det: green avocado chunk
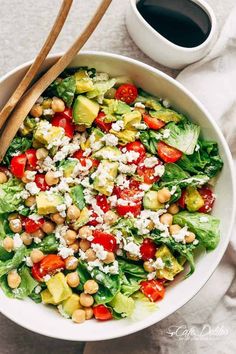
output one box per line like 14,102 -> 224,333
93,160 -> 119,196
72,95 -> 99,127
46,272 -> 72,304
36,192 -> 63,215
155,245 -> 183,281
143,190 -> 164,211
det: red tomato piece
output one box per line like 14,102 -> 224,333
24,218 -> 44,233
25,149 -> 38,169
92,230 -> 117,252
73,149 -> 85,159
10,153 -> 27,178
140,279 -> 165,302
115,84 -> 138,105
93,305 -> 113,321
157,141 -> 182,163
140,238 -> 157,261
35,174 -> 49,191
116,202 -> 142,217
124,141 -> 146,164
31,263 -> 46,282
88,209 -> 99,227
198,186 -> 215,213
58,108 -> 73,120
51,114 -> 75,138
137,165 -> 160,184
178,190 -> 187,209
40,254 -> 65,275
94,112 -> 112,132
96,195 -> 110,213
73,150 -> 99,170
143,113 -> 166,130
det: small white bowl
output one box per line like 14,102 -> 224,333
0,52 -> 235,341
126,0 -> 218,69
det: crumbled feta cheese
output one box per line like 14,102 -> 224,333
118,163 -> 137,174
34,285 -> 42,294
24,170 -> 37,181
34,237 -> 42,244
124,150 -> 140,163
111,120 -> 124,132
28,213 -> 42,221
58,246 -> 74,259
43,274 -> 51,282
25,182 -> 40,195
154,164 -> 165,177
147,272 -> 156,280
162,99 -> 170,108
124,242 -> 141,257
162,129 -> 170,139
102,133 -> 119,146
25,256 -> 33,267
134,102 -> 145,109
13,233 -> 23,250
91,243 -> 108,261
172,226 -> 188,243
143,156 -> 159,168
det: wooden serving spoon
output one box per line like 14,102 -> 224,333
0,0 -> 73,130
0,0 -> 112,162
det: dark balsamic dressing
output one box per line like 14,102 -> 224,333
137,0 -> 212,48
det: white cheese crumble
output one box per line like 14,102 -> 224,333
124,242 -> 141,257
143,156 -> 159,168
13,233 -> 23,249
102,133 -> 119,146
91,243 -> 108,261
111,120 -> 124,132
25,182 -> 40,195
58,246 -> 74,259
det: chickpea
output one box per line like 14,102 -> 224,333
41,221 -> 55,234
65,256 -> 78,270
9,218 -> 22,233
78,226 -> 92,240
66,271 -> 80,287
127,252 -> 139,261
31,229 -> 45,239
42,98 -> 52,109
65,230 -> 77,245
51,213 -> 65,225
84,307 -> 94,320
69,241 -> 80,253
143,261 -> 155,273
7,270 -> 21,289
30,104 -> 43,118
30,249 -> 44,263
51,97 -> 65,113
159,213 -> 173,226
25,196 -> 36,207
2,236 -> 14,252
84,280 -> 99,295
72,309 -> 86,324
79,292 -> 94,307
21,171 -> 33,184
0,172 -> 7,184
21,232 -> 33,246
85,248 -> 97,262
8,213 -> 19,221
157,188 -> 172,204
36,148 -> 48,160
147,220 -> 155,231
79,239 -> 90,252
45,171 -> 59,186
103,252 -> 115,264
185,232 -> 196,244
169,224 -> 182,236
75,124 -> 87,133
168,203 -> 180,215
67,205 -> 80,221
103,211 -> 118,225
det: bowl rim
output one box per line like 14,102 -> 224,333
0,50 -> 235,341
128,0 -> 218,53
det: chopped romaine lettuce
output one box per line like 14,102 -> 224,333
47,76 -> 76,107
0,178 -> 24,214
3,137 -> 32,165
70,185 -> 85,210
0,246 -> 27,277
109,292 -> 135,317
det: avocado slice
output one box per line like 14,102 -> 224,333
143,190 -> 164,211
62,293 -> 81,317
36,192 -> 63,215
41,289 -> 59,305
34,120 -> 64,146
93,146 -> 121,161
155,245 -> 183,281
110,129 -> 137,145
46,272 -> 72,304
80,128 -> 104,151
72,95 -> 99,127
185,186 -> 204,212
75,70 -> 94,94
60,159 -> 77,178
72,207 -> 90,230
123,111 -> 142,130
93,160 -> 119,196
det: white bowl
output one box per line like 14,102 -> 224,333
126,0 -> 218,69
0,52 -> 235,341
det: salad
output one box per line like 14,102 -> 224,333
0,67 -> 223,324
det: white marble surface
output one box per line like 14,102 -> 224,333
0,0 -> 235,353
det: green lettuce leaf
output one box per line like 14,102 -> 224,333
70,185 -> 85,210
32,234 -> 59,253
47,76 -> 76,107
163,121 -> 200,155
3,137 -> 32,165
0,178 -> 24,214
11,266 -> 38,299
0,246 -> 27,277
173,211 -> 220,250
87,79 -> 116,101
109,292 -> 135,317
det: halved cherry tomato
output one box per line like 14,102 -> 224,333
25,149 -> 37,169
140,279 -> 165,302
94,112 -> 112,132
116,202 -> 142,217
157,141 -> 182,163
143,113 -> 165,130
35,174 -> 49,191
88,208 -> 99,226
24,218 -> 44,233
40,254 -> 65,274
198,186 -> 215,213
58,108 -> 73,120
96,195 -> 110,213
178,190 -> 187,209
92,230 -> 117,252
115,84 -> 138,104
51,114 -> 75,138
137,165 -> 160,184
31,263 -> 45,282
73,150 -> 99,170
93,305 -> 113,321
124,141 -> 146,164
140,238 -> 157,261
10,154 -> 27,178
